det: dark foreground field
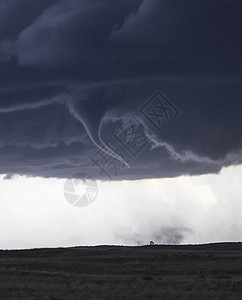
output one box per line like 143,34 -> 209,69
1,243 -> 242,300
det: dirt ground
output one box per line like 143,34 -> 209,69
0,243 -> 242,299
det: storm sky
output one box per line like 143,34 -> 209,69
0,0 -> 241,180
0,0 -> 242,248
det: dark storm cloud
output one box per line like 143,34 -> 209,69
0,0 -> 59,39
0,0 -> 241,179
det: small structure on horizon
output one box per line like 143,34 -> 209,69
150,241 -> 155,245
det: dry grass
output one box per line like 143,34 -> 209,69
0,243 -> 242,299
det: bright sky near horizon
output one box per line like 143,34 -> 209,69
1,164 -> 241,250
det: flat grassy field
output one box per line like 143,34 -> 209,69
0,243 -> 242,299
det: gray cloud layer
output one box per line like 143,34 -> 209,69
0,0 -> 241,179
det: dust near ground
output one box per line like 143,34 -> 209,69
1,243 -> 242,299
